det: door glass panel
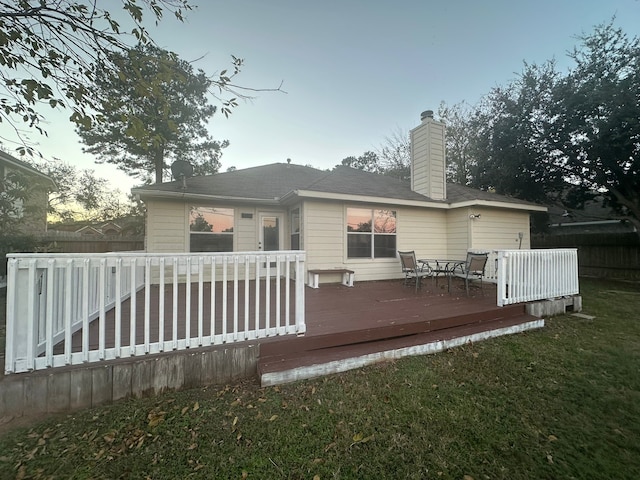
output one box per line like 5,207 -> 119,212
262,216 -> 279,251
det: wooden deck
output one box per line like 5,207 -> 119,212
258,278 -> 542,384
57,277 -> 541,385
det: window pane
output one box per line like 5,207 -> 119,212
291,208 -> 300,233
190,233 -> 233,252
262,216 -> 279,251
374,235 -> 397,258
374,209 -> 396,233
347,233 -> 371,258
347,208 -> 372,232
291,234 -> 300,250
190,207 -> 234,233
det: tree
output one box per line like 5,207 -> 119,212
376,128 -> 411,181
27,157 -> 139,222
438,101 -> 477,185
76,43 -> 226,183
547,23 -> 640,232
341,151 -> 381,173
468,60 -> 563,204
0,169 -> 30,234
340,130 -> 411,181
467,22 -> 640,233
0,1 -> 196,151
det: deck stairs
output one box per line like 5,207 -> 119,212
258,302 -> 542,386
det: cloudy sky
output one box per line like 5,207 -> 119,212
3,0 -> 640,193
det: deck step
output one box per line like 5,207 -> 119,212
260,303 -> 527,359
258,314 -> 543,387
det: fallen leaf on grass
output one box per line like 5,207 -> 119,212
548,434 -> 558,442
350,432 -> 374,447
103,431 -> 117,444
193,402 -> 200,412
147,411 -> 166,428
269,414 -> 278,422
547,454 -> 554,464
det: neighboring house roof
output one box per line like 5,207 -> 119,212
546,196 -> 637,233
133,163 -> 545,212
0,150 -> 55,185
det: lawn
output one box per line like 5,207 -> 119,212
1,277 -> 639,479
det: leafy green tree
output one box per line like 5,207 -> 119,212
468,22 -> 640,232
76,44 -> 228,183
468,60 -> 563,203
0,169 -> 30,234
547,23 -> 640,232
0,1 -> 193,150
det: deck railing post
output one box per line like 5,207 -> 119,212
496,249 -> 578,306
4,250 -> 307,373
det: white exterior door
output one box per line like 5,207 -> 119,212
258,213 -> 284,253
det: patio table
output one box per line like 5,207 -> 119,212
419,258 -> 465,292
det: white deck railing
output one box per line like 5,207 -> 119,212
4,251 -> 306,374
496,249 -> 579,306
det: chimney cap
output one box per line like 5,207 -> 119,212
420,110 -> 434,121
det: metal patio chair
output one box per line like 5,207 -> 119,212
451,251 -> 489,296
398,250 -> 432,292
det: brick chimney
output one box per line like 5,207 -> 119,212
409,110 -> 446,200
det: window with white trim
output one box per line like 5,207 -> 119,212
346,207 -> 396,258
189,206 -> 234,252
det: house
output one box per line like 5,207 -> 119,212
0,150 -> 54,235
546,197 -> 637,235
48,220 -> 124,236
133,111 -> 547,284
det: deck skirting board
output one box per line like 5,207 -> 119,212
260,319 -> 545,387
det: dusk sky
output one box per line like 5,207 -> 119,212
3,0 -> 640,194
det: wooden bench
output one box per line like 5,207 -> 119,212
307,268 -> 355,289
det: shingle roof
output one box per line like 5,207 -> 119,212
134,163 -> 327,200
133,162 -> 542,209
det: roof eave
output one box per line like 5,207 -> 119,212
449,199 -> 547,212
133,188 -> 281,205
287,189 -> 448,208
0,155 -> 56,186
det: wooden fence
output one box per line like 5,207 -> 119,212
38,232 -> 144,253
532,232 -> 640,280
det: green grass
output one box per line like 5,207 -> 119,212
1,277 -> 639,479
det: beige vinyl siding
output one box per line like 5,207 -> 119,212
410,118 -> 446,201
469,207 -> 531,250
397,207 -> 448,260
446,208 -> 472,260
303,201 -> 451,283
236,207 -> 258,251
145,199 -> 188,252
304,200 -> 344,267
